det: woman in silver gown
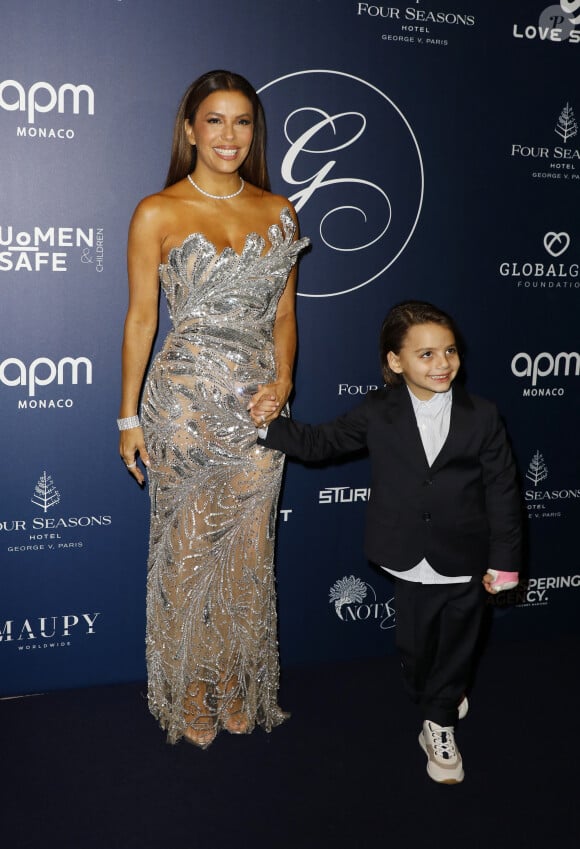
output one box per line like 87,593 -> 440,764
118,70 -> 308,747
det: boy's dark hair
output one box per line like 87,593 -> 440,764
379,301 -> 460,385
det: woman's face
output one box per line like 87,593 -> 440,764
185,89 -> 254,177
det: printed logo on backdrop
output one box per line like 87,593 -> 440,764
31,471 -> 61,513
0,79 -> 94,140
0,470 -> 112,554
355,1 -> 476,48
338,382 -> 381,396
510,350 -> 580,396
524,450 -> 580,519
0,354 -> 93,411
512,2 -> 580,44
510,102 -> 580,182
258,70 -> 423,297
0,225 -> 104,273
0,612 -> 100,653
319,486 -> 371,505
489,574 -> 580,613
499,231 -> 579,291
329,575 -> 396,629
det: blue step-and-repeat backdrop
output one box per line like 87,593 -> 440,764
1,0 -> 579,695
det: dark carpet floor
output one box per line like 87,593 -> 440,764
2,635 -> 579,849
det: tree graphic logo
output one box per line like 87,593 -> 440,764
31,471 -> 61,513
526,451 -> 548,486
329,575 -> 368,618
554,103 -> 578,143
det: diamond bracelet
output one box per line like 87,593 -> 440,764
117,415 -> 141,431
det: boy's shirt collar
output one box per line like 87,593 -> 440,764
407,385 -> 452,413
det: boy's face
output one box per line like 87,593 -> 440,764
386,322 -> 460,401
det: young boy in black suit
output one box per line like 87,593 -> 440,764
250,301 -> 522,784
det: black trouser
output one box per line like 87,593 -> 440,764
394,578 -> 486,727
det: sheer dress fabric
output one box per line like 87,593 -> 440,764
141,208 -> 309,744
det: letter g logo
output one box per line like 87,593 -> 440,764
259,70 -> 424,297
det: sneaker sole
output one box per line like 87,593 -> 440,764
418,732 -> 465,784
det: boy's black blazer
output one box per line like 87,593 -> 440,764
260,384 -> 522,578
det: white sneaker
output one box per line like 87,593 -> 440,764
458,695 -> 469,720
419,720 -> 464,784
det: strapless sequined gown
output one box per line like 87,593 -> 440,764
141,208 -> 308,744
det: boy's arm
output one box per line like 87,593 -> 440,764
479,403 -> 522,574
258,399 -> 370,462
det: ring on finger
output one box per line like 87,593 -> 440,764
126,461 -> 137,469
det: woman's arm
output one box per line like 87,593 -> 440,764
248,204 -> 299,426
272,263 -> 297,400
119,197 -> 162,484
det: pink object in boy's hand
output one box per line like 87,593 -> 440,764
487,569 -> 519,592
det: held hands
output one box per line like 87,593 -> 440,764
247,379 -> 292,428
482,569 -> 520,594
119,427 -> 150,486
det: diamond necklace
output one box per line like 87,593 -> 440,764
187,174 -> 245,200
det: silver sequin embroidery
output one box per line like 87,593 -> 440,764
141,208 -> 309,744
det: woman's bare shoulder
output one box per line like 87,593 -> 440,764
269,194 -> 300,234
131,185 -> 188,231
244,185 -> 298,223
133,185 -> 183,215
